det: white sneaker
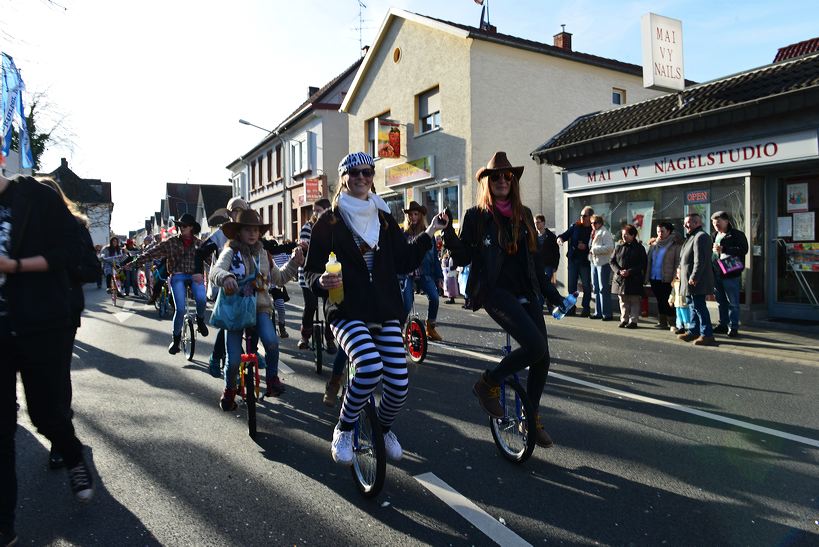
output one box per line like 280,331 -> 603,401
331,424 -> 353,464
383,430 -> 403,462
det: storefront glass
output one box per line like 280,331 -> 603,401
775,175 -> 819,307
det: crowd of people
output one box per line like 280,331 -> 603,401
1,148 -> 749,545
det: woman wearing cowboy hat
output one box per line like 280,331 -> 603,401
210,210 -> 303,409
129,212 -> 209,354
401,200 -> 445,341
304,152 -> 447,465
442,151 -> 556,448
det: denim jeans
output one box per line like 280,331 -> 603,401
225,312 -> 279,389
591,263 -> 612,318
401,275 -> 439,322
169,273 -> 207,336
714,275 -> 740,329
567,259 -> 592,310
686,294 -> 713,337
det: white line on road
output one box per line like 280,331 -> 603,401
414,472 -> 532,547
431,342 -> 819,449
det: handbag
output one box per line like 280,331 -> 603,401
717,255 -> 744,276
210,255 -> 260,330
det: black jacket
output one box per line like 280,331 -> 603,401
538,227 -> 560,268
610,240 -> 647,296
443,206 -> 548,311
304,208 -> 432,324
713,227 -> 749,279
2,176 -> 77,335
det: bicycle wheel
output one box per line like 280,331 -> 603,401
313,322 -> 324,375
351,398 -> 386,498
404,317 -> 427,364
243,358 -> 257,439
489,378 -> 536,464
183,316 -> 196,361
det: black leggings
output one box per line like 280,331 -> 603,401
483,288 -> 551,410
300,287 -> 332,341
650,280 -> 674,317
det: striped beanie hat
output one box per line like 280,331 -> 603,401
338,152 -> 375,175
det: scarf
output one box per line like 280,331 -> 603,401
338,192 -> 390,250
655,234 -> 675,248
182,236 -> 194,248
494,199 -> 512,218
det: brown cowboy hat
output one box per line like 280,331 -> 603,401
221,209 -> 270,240
475,151 -> 524,182
403,201 -> 427,215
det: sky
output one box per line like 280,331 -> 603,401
2,0 -> 818,233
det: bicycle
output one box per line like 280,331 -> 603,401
400,277 -> 428,364
341,357 -> 386,498
488,332 -> 537,464
176,279 -> 196,362
311,306 -> 324,374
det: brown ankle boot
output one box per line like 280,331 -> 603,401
473,372 -> 503,418
323,375 -> 342,407
426,320 -> 443,341
534,415 -> 554,448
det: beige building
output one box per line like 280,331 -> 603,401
341,8 -> 666,227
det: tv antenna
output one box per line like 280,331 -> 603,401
356,1 -> 367,53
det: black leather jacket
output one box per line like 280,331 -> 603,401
443,206 -> 547,311
713,227 -> 749,279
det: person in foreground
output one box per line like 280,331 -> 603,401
304,152 -> 445,465
209,210 -> 302,409
442,151 -> 555,448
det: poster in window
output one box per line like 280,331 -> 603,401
377,119 -> 401,158
786,182 -> 809,213
626,201 -> 654,246
685,203 -> 711,229
792,211 -> 815,241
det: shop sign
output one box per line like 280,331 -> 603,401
684,189 -> 709,204
304,177 -> 322,202
564,131 -> 819,191
377,118 -> 401,158
641,13 -> 684,92
386,156 -> 435,187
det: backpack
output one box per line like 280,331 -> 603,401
69,221 -> 102,285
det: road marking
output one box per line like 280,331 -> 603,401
414,472 -> 532,547
279,361 -> 295,375
431,342 -> 819,449
114,300 -> 136,323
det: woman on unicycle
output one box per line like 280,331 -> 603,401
442,151 -> 557,449
304,152 -> 446,466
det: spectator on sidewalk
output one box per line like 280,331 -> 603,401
588,215 -> 614,321
645,222 -> 682,330
678,213 -> 717,346
610,224 -> 647,328
558,206 -> 594,316
1,174 -> 95,546
442,250 -> 459,304
711,211 -> 748,338
535,214 -> 560,283
669,268 -> 690,335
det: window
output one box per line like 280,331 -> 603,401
277,202 -> 283,234
291,140 -> 302,174
366,111 -> 390,157
418,87 -> 441,133
275,145 -> 282,179
259,208 -> 264,225
267,150 -> 272,183
251,161 -> 257,189
612,88 -> 626,105
290,132 -> 314,176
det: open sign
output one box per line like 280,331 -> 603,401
685,189 -> 709,204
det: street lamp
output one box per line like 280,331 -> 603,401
238,118 -> 272,133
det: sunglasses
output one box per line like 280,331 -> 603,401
346,168 -> 374,178
488,171 -> 514,182
180,224 -> 193,228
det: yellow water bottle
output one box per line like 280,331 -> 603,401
325,252 -> 344,304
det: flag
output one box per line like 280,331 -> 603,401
1,52 -> 34,169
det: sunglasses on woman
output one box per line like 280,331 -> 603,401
346,168 -> 374,178
489,171 -> 514,182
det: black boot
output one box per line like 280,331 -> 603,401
196,316 -> 209,337
168,335 -> 181,354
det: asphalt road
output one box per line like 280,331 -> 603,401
14,286 -> 819,546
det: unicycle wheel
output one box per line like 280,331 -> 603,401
351,399 -> 386,498
404,318 -> 427,364
183,316 -> 196,361
489,378 -> 536,464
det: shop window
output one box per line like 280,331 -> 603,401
366,111 -> 391,158
382,193 -> 405,223
775,175 -> 818,306
612,88 -> 626,105
418,86 -> 441,134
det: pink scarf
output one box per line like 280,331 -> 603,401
494,199 -> 512,218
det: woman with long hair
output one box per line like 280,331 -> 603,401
304,152 -> 445,464
442,151 -> 555,448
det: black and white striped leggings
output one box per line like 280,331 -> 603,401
330,319 -> 408,432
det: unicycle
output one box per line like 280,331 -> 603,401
178,283 -> 196,362
401,278 -> 427,363
238,353 -> 260,439
488,332 -> 537,464
341,358 -> 386,498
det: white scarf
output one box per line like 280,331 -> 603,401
338,192 -> 390,250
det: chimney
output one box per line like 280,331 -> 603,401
308,86 -> 320,97
60,157 -> 68,168
553,25 -> 572,51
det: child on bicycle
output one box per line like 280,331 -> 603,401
209,210 -> 303,410
304,152 -> 446,465
442,151 -> 556,448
